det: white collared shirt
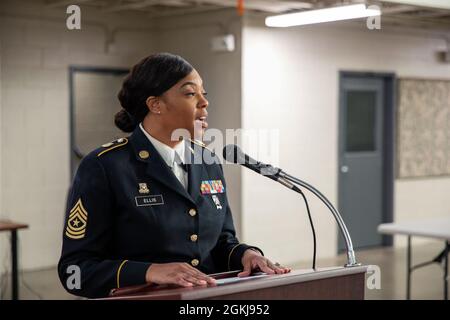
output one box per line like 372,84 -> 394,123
139,123 -> 188,190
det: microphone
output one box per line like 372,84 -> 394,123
222,144 -> 287,186
223,144 -> 316,268
222,144 -> 359,268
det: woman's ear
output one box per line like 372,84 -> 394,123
146,96 -> 161,115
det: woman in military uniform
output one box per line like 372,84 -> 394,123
58,53 -> 290,298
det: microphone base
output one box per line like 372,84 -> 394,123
344,262 -> 363,268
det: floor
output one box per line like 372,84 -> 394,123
290,240 -> 448,300
0,241 -> 447,300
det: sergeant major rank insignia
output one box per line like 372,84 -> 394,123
65,198 -> 88,240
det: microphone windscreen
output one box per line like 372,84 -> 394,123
223,144 -> 243,164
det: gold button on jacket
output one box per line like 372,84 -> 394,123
191,259 -> 199,267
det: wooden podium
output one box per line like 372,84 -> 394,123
103,266 -> 367,300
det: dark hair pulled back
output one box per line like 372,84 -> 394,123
115,53 -> 194,132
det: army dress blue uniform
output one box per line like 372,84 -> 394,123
58,126 -> 262,298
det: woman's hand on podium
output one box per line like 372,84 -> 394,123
238,249 -> 292,277
145,263 -> 216,287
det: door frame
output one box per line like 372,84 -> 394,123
338,71 -> 396,250
68,66 -> 129,176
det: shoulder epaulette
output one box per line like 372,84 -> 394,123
97,138 -> 128,157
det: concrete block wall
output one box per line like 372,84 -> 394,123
0,0 -> 158,273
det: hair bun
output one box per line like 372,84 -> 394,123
114,109 -> 137,133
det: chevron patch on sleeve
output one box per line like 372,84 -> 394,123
65,198 -> 88,240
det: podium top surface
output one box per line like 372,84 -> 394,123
103,266 -> 367,300
378,217 -> 450,240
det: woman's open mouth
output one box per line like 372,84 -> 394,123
195,116 -> 208,129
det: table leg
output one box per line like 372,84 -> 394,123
407,236 -> 411,300
11,230 -> 18,300
444,241 -> 448,301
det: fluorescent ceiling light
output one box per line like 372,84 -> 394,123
265,4 -> 381,28
379,0 -> 450,10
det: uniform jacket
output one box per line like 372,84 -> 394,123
58,126 -> 262,298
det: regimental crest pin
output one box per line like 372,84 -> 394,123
212,195 -> 222,210
65,198 -> 88,240
138,183 -> 150,194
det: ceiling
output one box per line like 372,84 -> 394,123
44,0 -> 450,30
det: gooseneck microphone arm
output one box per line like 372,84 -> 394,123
277,171 -> 359,267
223,144 -> 360,268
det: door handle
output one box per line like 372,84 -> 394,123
341,165 -> 349,173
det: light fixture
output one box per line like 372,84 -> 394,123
379,0 -> 450,10
265,4 -> 381,28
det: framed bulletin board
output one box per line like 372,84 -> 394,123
397,78 -> 450,178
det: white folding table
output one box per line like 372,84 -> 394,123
378,218 -> 450,300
